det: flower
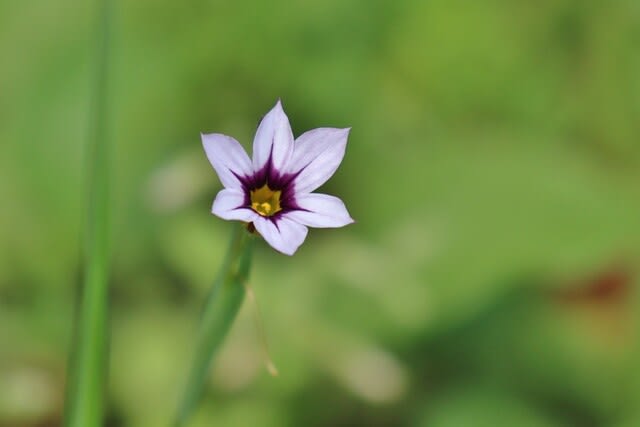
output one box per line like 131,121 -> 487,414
202,100 -> 354,255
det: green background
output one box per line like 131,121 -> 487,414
1,0 -> 640,426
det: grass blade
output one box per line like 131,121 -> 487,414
173,225 -> 253,427
63,0 -> 113,425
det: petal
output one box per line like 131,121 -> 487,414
288,127 -> 350,194
252,100 -> 294,173
202,133 -> 252,189
253,216 -> 308,256
211,189 -> 258,222
286,193 -> 354,228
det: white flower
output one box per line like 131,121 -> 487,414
202,100 -> 354,255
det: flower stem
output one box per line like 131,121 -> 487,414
62,0 -> 113,426
173,225 -> 254,427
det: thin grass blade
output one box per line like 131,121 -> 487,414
62,0 -> 113,425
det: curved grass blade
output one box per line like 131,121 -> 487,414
63,0 -> 113,425
173,225 -> 253,427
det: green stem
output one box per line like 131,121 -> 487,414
173,225 -> 254,427
63,0 -> 113,426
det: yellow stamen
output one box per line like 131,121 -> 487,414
250,184 -> 282,217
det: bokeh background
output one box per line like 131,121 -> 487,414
2,0 -> 640,426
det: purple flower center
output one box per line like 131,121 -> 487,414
234,156 -> 302,221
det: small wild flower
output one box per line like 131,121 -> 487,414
202,100 -> 354,255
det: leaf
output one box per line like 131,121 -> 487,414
62,0 -> 113,426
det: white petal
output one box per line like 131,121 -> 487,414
211,189 -> 258,222
202,133 -> 252,189
252,100 -> 294,173
286,193 -> 354,228
288,128 -> 350,194
253,216 -> 308,256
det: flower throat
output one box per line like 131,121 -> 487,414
250,184 -> 282,217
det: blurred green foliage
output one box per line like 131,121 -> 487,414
1,0 -> 640,426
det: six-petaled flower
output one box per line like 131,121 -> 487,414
202,100 -> 354,255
